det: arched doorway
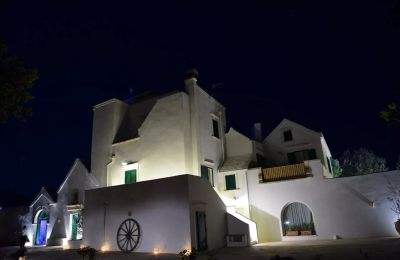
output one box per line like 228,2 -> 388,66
281,202 -> 315,236
34,209 -> 49,245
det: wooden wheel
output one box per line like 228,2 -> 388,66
116,218 -> 140,252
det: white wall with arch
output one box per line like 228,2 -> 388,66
247,160 -> 400,242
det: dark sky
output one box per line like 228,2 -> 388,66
0,0 -> 399,203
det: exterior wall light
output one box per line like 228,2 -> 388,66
284,220 -> 290,225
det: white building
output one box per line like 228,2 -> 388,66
1,71 -> 399,253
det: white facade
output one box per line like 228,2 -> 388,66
263,119 -> 332,177
83,175 -> 226,253
91,77 -> 226,189
5,73 -> 399,253
247,162 -> 400,242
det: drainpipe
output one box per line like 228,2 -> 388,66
103,202 -> 108,247
106,154 -> 115,186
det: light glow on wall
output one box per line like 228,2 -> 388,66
62,238 -> 69,249
101,244 -> 110,252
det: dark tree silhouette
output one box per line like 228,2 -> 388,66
340,148 -> 388,176
381,102 -> 400,127
0,39 -> 38,124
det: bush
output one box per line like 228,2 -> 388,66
78,246 -> 97,260
178,248 -> 197,260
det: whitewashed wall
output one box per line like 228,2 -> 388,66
91,99 -> 129,187
26,192 -> 60,246
57,159 -> 94,247
225,128 -> 253,157
263,119 -> 329,171
188,176 -> 227,250
185,78 -> 226,180
217,169 -> 250,218
247,160 -> 400,242
84,175 -> 191,253
108,93 -> 192,185
84,175 -> 227,253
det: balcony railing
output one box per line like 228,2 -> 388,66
259,163 -> 308,183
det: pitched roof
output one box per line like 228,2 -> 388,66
113,97 -> 158,144
263,118 -> 322,143
57,158 -> 89,193
30,187 -> 55,207
219,155 -> 252,172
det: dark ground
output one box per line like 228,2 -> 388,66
1,237 -> 399,260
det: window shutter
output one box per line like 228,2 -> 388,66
308,149 -> 317,160
287,153 -> 296,164
201,166 -> 209,180
125,170 -> 137,184
225,175 -> 236,190
71,214 -> 78,240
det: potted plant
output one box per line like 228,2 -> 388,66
387,183 -> 400,234
285,224 -> 299,236
300,223 -> 312,236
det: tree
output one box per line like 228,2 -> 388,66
0,39 -> 38,124
381,102 -> 400,127
340,148 -> 388,176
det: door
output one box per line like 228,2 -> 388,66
35,220 -> 47,245
196,211 -> 208,251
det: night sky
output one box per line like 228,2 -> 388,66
0,0 -> 399,204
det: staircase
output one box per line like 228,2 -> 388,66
227,206 -> 258,244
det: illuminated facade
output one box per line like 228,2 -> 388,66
3,72 -> 400,252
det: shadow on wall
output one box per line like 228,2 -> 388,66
250,205 -> 282,242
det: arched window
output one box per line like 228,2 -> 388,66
33,207 -> 49,224
281,202 -> 315,236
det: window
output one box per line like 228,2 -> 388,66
287,149 -> 317,164
282,202 -> 316,236
256,154 -> 266,167
283,130 -> 293,142
70,189 -> 79,205
225,174 -> 236,190
212,119 -> 220,138
125,169 -> 137,184
201,165 -> 214,186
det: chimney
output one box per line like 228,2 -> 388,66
253,123 -> 263,142
184,68 -> 199,89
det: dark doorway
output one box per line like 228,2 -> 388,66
195,211 -> 208,251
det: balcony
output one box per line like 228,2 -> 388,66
259,163 -> 310,183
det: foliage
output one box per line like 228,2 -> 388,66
387,183 -> 400,220
331,158 -> 343,177
77,246 -> 97,260
340,148 -> 388,176
179,248 -> 198,260
0,39 -> 38,124
301,223 -> 312,231
381,102 -> 400,127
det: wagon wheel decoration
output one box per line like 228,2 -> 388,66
116,218 -> 141,252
